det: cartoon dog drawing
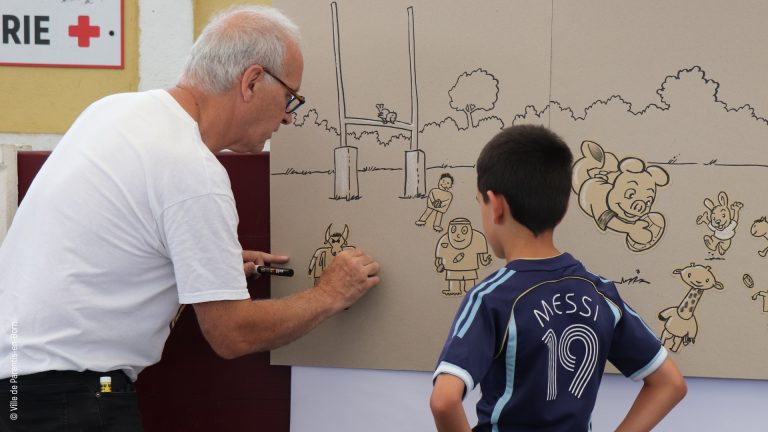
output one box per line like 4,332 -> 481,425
658,263 -> 724,353
749,216 -> 768,257
696,191 -> 743,255
572,141 -> 669,252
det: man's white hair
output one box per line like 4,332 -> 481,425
179,5 -> 301,94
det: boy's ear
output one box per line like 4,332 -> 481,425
486,191 -> 506,224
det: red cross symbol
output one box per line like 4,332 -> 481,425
68,15 -> 100,48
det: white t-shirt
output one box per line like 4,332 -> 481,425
0,90 -> 250,380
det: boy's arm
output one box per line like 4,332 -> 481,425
615,357 -> 687,432
430,374 -> 472,432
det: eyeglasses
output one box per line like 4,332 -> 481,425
263,68 -> 306,114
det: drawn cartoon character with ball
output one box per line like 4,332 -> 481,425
434,218 -> 492,296
572,140 -> 670,252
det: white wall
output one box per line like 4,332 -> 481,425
291,367 -> 768,431
137,0 -> 193,92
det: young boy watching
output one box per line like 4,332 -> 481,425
430,125 -> 686,432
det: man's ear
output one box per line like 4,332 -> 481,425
486,191 -> 506,224
240,64 -> 265,102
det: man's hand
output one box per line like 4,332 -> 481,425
242,250 -> 290,277
315,248 -> 380,310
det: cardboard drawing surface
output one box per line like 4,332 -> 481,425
271,0 -> 768,379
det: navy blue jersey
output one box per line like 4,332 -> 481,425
434,253 -> 666,432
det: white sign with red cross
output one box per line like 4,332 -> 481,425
0,0 -> 123,69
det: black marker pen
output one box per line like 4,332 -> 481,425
254,265 -> 294,277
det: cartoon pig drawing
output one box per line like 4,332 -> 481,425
572,141 -> 670,252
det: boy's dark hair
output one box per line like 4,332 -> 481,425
476,125 -> 573,236
439,173 -> 454,183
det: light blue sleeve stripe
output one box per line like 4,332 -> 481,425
491,315 -> 518,432
630,346 -> 668,381
623,304 -> 657,337
457,270 -> 516,338
586,270 -> 612,283
433,361 -> 475,399
452,268 -> 508,337
607,300 -> 621,327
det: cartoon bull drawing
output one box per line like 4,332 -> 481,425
308,224 -> 355,284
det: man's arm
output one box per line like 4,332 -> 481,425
193,248 -> 380,358
616,357 -> 687,432
430,374 -> 472,432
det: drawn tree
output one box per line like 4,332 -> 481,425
448,68 -> 499,129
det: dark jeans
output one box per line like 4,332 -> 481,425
0,370 -> 143,432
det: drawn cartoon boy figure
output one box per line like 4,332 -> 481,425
308,224 -> 354,285
416,173 -> 454,232
434,218 -> 492,296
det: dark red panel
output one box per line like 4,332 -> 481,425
16,151 -> 290,432
16,151 -> 49,203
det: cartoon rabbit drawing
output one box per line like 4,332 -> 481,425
375,104 -> 397,124
696,191 -> 743,255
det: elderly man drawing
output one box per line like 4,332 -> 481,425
0,6 -> 379,431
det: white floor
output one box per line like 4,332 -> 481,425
291,367 -> 767,431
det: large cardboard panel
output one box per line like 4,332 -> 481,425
271,0 -> 768,379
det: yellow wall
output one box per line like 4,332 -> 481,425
194,0 -> 272,37
0,1 -> 140,134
